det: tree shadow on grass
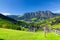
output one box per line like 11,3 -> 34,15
0,39 -> 4,40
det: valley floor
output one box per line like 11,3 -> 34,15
0,28 -> 60,40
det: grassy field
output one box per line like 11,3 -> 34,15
0,28 -> 60,40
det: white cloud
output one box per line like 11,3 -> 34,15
55,10 -> 60,13
52,10 -> 60,13
1,13 -> 11,15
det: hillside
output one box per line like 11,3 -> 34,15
7,15 -> 19,20
0,13 -> 26,30
5,11 -> 60,31
33,15 -> 60,29
0,28 -> 60,40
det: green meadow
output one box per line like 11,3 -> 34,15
0,28 -> 60,40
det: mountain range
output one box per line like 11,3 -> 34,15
0,10 -> 60,30
7,10 -> 60,23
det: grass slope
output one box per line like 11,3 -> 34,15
0,28 -> 60,40
52,23 -> 60,28
0,18 -> 18,29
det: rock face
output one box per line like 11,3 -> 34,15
19,10 -> 55,21
7,10 -> 57,22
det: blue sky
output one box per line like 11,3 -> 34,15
0,0 -> 60,15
